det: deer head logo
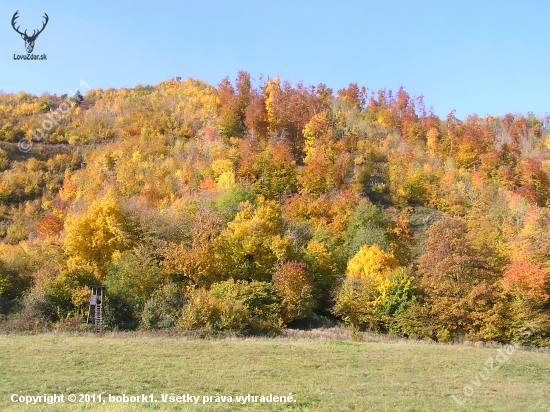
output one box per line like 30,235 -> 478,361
11,11 -> 49,54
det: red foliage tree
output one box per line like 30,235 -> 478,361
502,260 -> 548,303
37,215 -> 64,236
273,261 -> 315,322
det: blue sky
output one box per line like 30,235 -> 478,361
0,0 -> 549,119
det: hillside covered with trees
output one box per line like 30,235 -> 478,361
1,73 -> 550,344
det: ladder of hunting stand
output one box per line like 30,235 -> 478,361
94,298 -> 103,333
87,286 -> 105,333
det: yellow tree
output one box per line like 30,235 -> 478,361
161,209 -> 222,287
264,77 -> 286,133
64,191 -> 134,277
334,245 -> 415,332
215,198 -> 294,282
346,244 -> 400,282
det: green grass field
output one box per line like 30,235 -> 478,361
1,331 -> 549,411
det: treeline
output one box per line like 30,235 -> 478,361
0,73 -> 549,343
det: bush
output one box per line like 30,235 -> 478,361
103,295 -> 139,331
0,259 -> 32,315
46,269 -> 99,318
105,251 -> 164,316
213,184 -> 255,218
333,268 -> 417,333
21,292 -> 57,322
141,283 -> 185,330
0,293 -> 56,333
179,280 -> 283,335
273,261 -> 315,323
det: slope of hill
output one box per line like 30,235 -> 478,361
1,74 -> 549,343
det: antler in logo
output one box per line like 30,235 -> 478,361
11,11 -> 49,53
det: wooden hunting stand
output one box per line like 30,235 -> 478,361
86,286 -> 105,333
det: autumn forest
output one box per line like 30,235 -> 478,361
1,73 -> 549,344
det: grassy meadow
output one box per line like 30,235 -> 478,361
1,331 -> 550,411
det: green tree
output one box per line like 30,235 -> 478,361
105,250 -> 164,316
302,240 -> 339,312
344,200 -> 414,265
334,267 -> 416,332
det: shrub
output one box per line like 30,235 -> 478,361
21,292 -> 57,322
141,283 -> 185,330
46,269 -> 99,318
0,292 -> 56,333
210,280 -> 284,334
0,259 -> 32,314
273,261 -> 315,323
105,250 -> 164,316
179,280 -> 283,335
103,294 -> 139,331
333,268 -> 416,333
